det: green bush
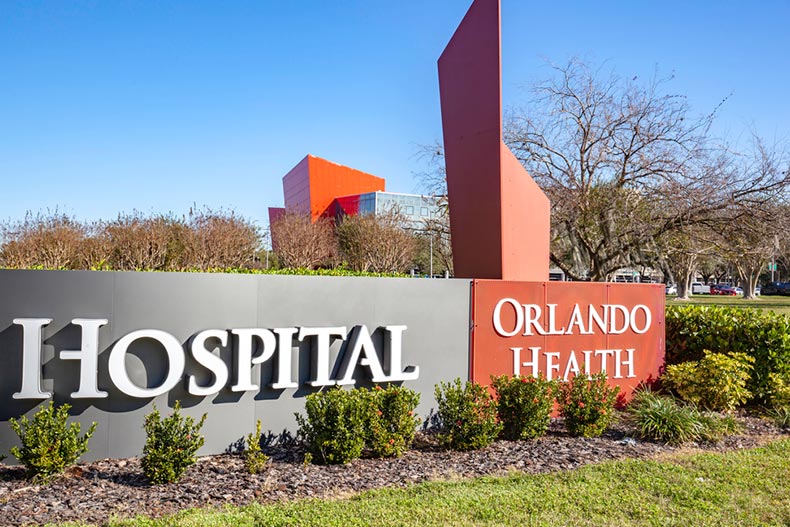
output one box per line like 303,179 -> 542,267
364,385 -> 420,458
243,419 -> 269,474
766,372 -> 790,409
491,374 -> 557,440
629,388 -> 741,444
9,401 -> 97,482
434,378 -> 502,451
769,406 -> 790,429
666,305 -> 790,404
296,387 -> 366,465
663,351 -> 754,411
629,389 -> 701,445
696,412 -> 741,442
558,372 -> 619,437
142,401 -> 207,484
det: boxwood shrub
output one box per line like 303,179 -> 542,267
665,305 -> 790,405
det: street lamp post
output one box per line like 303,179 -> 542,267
429,234 -> 433,278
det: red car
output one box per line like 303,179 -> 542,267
710,284 -> 737,296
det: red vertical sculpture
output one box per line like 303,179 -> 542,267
438,0 -> 550,281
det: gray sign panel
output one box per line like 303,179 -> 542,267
0,270 -> 471,460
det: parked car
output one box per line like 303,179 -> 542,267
761,282 -> 790,296
665,284 -> 677,295
710,284 -> 737,296
691,282 -> 711,294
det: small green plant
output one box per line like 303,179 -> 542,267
696,412 -> 741,442
492,374 -> 557,440
9,401 -> 96,482
663,351 -> 754,411
364,385 -> 420,458
629,388 -> 741,445
243,420 -> 269,474
296,387 -> 366,465
434,378 -> 502,451
142,401 -> 207,484
769,407 -> 790,429
558,371 -> 619,437
629,389 -> 700,445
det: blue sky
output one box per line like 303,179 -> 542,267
1,1 -> 788,232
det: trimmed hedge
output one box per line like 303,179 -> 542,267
4,265 -> 409,278
666,305 -> 790,404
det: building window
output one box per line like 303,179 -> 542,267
420,207 -> 428,217
405,206 -> 414,215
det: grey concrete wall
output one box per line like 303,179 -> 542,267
0,270 -> 470,460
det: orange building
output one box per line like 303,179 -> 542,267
280,155 -> 385,222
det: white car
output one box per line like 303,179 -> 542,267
691,282 -> 711,294
665,284 -> 677,295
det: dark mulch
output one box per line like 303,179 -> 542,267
0,415 -> 785,527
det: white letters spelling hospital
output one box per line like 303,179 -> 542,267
10,318 -> 419,400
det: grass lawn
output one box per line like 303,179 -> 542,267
59,438 -> 790,527
667,294 -> 790,315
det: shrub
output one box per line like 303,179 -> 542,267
434,378 -> 502,451
364,385 -> 420,458
270,211 -> 337,270
629,388 -> 740,444
491,374 -> 557,440
142,401 -> 207,484
665,305 -> 790,404
696,412 -> 741,442
629,389 -> 701,445
766,372 -> 790,409
663,351 -> 754,411
769,407 -> 790,429
243,420 -> 269,474
336,212 -> 418,273
9,401 -> 97,482
296,387 -> 366,465
558,372 -> 619,437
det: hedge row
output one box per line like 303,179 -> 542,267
666,305 -> 790,405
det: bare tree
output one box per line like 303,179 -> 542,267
1,208 -> 266,272
721,211 -> 775,298
336,212 -> 418,273
104,212 -> 177,270
270,211 -> 337,269
181,207 -> 260,270
75,220 -> 113,270
505,60 -> 727,280
414,140 -> 447,199
662,226 -> 715,299
419,210 -> 453,276
775,217 -> 790,281
714,140 -> 790,298
414,143 -> 453,275
418,61 -> 789,283
0,211 -> 85,269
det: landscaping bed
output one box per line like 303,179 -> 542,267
0,414 -> 784,527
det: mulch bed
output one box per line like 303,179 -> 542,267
0,415 -> 785,527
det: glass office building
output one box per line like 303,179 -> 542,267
333,191 -> 441,229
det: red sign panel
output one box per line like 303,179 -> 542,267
471,280 -> 665,401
